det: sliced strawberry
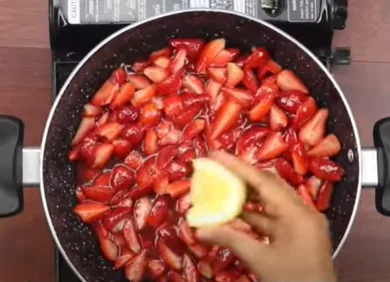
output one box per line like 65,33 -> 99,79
207,67 -> 227,84
127,74 -> 151,89
265,59 -> 283,74
275,158 -> 304,185
110,189 -> 127,206
178,219 -> 196,245
124,249 -> 147,281
183,254 -> 200,282
276,90 -> 308,114
222,87 -> 254,108
242,67 -> 259,94
102,207 -> 131,232
299,108 -> 329,147
236,126 -> 269,154
159,129 -> 182,146
82,185 -> 115,203
111,68 -> 127,85
211,99 -> 242,139
206,79 -> 222,103
114,248 -> 135,270
277,70 -> 309,93
76,164 -> 100,183
93,171 -> 111,186
236,275 -> 252,282
113,139 -> 132,158
197,259 -> 213,279
176,193 -> 191,214
188,244 -> 208,259
92,220 -> 109,241
225,63 -> 244,88
158,68 -> 184,95
212,248 -> 235,273
136,157 -> 157,188
174,103 -> 203,129
154,174 -> 170,195
112,232 -> 127,247
292,97 -> 318,130
73,202 -> 110,223
215,270 -> 241,282
309,158 -> 345,182
132,61 -> 149,72
78,138 -> 98,167
297,184 -> 317,210
144,66 -> 169,83
248,85 -> 277,121
99,238 -> 119,261
134,197 -> 152,230
156,121 -> 174,138
168,271 -> 186,282
170,48 -> 188,73
162,95 -> 184,118
256,132 -> 288,161
183,119 -> 206,141
123,219 -> 141,253
182,93 -> 210,107
269,105 -> 288,131
284,127 -> 298,148
306,176 -> 323,199
139,103 -> 161,127
129,185 -> 154,201
96,122 -> 124,141
124,150 -> 143,170
218,128 -> 241,151
158,240 -> 183,270
75,186 -> 87,202
157,146 -> 178,170
114,106 -> 139,124
307,134 -> 341,158
91,80 -> 119,107
244,47 -> 269,68
110,82 -> 135,109
118,197 -> 133,208
150,47 -> 172,60
131,84 -> 157,107
96,111 -> 110,127
183,74 -> 204,94
121,124 -> 145,146
72,117 -> 95,146
167,180 -> 191,199
169,38 -> 204,60
148,260 -> 166,279
91,143 -> 114,169
291,142 -> 309,175
110,164 -> 134,190
196,38 -> 226,72
144,129 -> 158,156
148,195 -> 171,228
153,55 -> 171,69
316,181 -> 334,211
209,49 -> 236,67
238,144 -> 259,165
82,103 -> 102,117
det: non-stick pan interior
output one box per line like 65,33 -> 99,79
42,10 -> 360,282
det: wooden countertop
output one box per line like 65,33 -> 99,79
0,0 -> 389,281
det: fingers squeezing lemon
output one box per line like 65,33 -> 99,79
186,158 -> 247,228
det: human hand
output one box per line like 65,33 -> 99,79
195,151 -> 336,282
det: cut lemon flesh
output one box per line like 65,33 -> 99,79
186,158 -> 247,228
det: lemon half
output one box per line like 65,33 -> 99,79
186,158 -> 247,228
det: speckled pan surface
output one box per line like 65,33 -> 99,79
41,9 -> 361,282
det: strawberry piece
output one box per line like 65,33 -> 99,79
92,220 -> 109,241
193,136 -> 208,158
248,85 -> 277,121
197,259 -> 213,279
82,185 -> 115,203
75,186 -> 87,202
167,160 -> 192,182
215,270 -> 241,282
292,97 -> 318,130
169,38 -> 204,60
153,56 -> 171,69
91,79 -> 119,107
140,103 -> 161,127
277,69 -> 309,93
178,219 -> 195,246
284,127 -> 298,148
183,74 -> 204,94
110,82 -> 135,109
299,108 -> 329,147
225,63 -> 244,88
182,93 -> 210,107
156,121 -> 174,139
169,272 -> 186,282
307,134 -> 341,158
211,99 -> 242,139
76,164 -> 100,183
154,173 -> 170,195
144,129 -> 159,156
316,181 -> 334,211
178,149 -> 196,164
242,67 -> 259,94
158,68 -> 184,95
99,238 -> 119,261
206,79 -> 222,104
209,49 -> 235,67
276,90 -> 308,114
275,158 -> 304,186
131,84 -> 157,107
291,142 -> 309,175
134,197 -> 152,230
158,240 -> 183,270
150,47 -> 172,60
136,157 -> 157,188
112,232 -> 127,247
244,47 -> 269,68
265,59 -> 283,74
124,249 -> 147,281
91,143 -> 114,169
124,150 -> 143,170
256,132 -> 289,161
297,184 -> 317,210
163,95 -> 184,118
111,68 -> 127,85
236,275 -> 252,282
93,171 -> 111,186
196,38 -> 226,72
114,106 -> 139,124
73,202 -> 110,223
306,176 -> 323,199
183,254 -> 200,282
309,158 -> 345,182
110,164 -> 135,190
96,111 -> 110,127
174,104 -> 202,129
148,195 -> 171,228
183,119 -> 206,141
207,67 -> 227,84
157,145 -> 178,170
83,103 -> 102,117
122,124 -> 145,146
170,48 -> 188,73
123,219 -> 141,253
212,248 -> 235,273
167,180 -> 191,199
110,189 -> 127,206
236,126 -> 270,154
114,248 -> 135,270
269,105 -> 288,131
144,66 -> 170,83
176,193 -> 191,214
113,139 -> 132,158
188,244 -> 208,259
159,129 -> 182,147
72,117 -> 95,146
102,207 -> 131,232
132,61 -> 149,72
148,260 -> 166,279
222,87 -> 254,108
127,74 -> 151,89
78,138 -> 98,167
218,128 -> 241,151
96,122 -> 124,141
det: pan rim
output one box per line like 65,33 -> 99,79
40,8 -> 362,282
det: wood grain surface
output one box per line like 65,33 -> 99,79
0,0 -> 389,281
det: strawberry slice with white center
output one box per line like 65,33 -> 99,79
196,38 -> 226,72
210,99 -> 242,139
144,128 -> 159,156
178,219 -> 196,246
225,63 -> 244,88
209,48 -> 239,67
124,150 -> 143,170
183,119 -> 206,141
82,185 -> 115,203
96,122 -> 124,141
127,74 -> 151,89
306,176 -> 323,199
163,95 -> 184,118
158,240 -> 183,270
99,238 -> 119,261
197,259 -> 213,279
148,260 -> 166,279
183,254 -> 200,282
153,56 -> 171,69
150,47 -> 172,60
277,69 -> 309,93
114,248 -> 135,270
134,197 -> 152,230
299,108 -> 329,147
124,249 -> 147,282
110,82 -> 135,109
144,66 -> 170,83
242,67 -> 258,94
269,105 -> 288,131
291,142 -> 309,175
82,104 -> 102,117
159,129 -> 182,146
72,117 -> 95,146
158,68 -> 184,95
91,143 -> 114,169
131,84 -> 157,107
102,207 -> 131,233
248,85 -> 277,121
123,219 -> 141,253
307,134 -> 341,158
170,48 -> 188,74
256,132 -> 289,161
222,87 -> 254,108
183,74 -> 204,94
207,67 -> 227,84
91,78 -> 120,107
73,202 -> 110,223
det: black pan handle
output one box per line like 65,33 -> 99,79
373,117 -> 390,216
0,116 -> 24,217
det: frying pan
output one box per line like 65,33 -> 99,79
0,9 -> 389,282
